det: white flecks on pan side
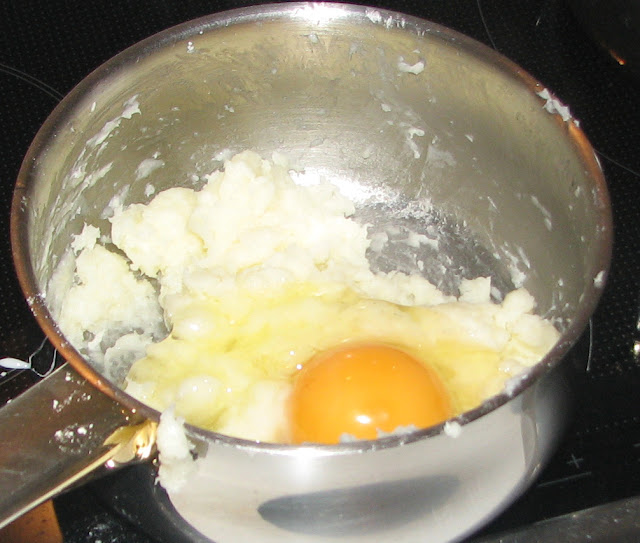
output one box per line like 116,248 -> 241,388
291,168 -> 391,207
101,185 -> 132,219
405,125 -> 426,159
368,231 -> 389,253
405,231 -> 439,251
39,96 -> 142,285
365,8 -> 383,24
530,195 -> 553,231
593,270 -> 606,289
536,88 -> 580,127
443,420 -> 462,438
144,184 -> 157,198
84,161 -> 114,188
136,157 -> 165,181
502,371 -> 529,397
364,8 -> 407,29
86,95 -> 141,148
397,57 -> 425,75
495,246 -> 528,290
425,143 -> 456,168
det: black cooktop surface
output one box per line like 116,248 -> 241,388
1,1 -> 639,542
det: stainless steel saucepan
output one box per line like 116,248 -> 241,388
0,3 -> 612,542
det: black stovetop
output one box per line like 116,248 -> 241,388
1,1 -> 639,542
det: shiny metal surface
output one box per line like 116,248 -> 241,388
170,362 -> 572,542
7,3 -> 612,542
0,365 -> 153,529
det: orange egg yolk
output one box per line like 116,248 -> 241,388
288,343 -> 453,444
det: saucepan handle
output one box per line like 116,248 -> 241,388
0,363 -> 156,529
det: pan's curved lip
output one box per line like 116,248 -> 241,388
10,2 -> 613,456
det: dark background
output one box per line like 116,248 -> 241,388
0,1 -> 639,542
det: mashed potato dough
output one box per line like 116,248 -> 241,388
54,151 -> 559,443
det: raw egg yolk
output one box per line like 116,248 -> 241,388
288,343 -> 453,444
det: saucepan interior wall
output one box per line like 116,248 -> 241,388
23,13 -> 605,365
